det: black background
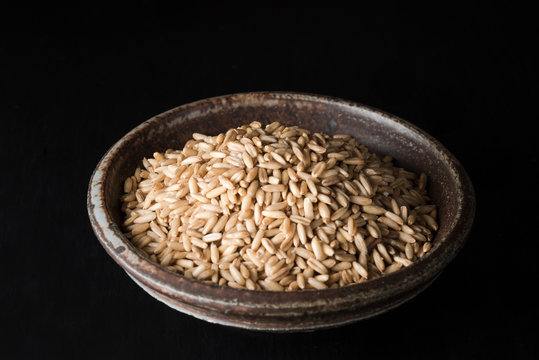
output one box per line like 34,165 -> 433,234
2,5 -> 538,359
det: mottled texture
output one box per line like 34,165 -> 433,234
87,92 -> 475,332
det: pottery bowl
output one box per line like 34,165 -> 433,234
87,92 -> 475,332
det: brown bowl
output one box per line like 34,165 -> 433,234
87,92 -> 475,332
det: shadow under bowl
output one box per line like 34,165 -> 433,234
87,92 -> 475,332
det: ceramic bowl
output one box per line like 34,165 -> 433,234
87,92 -> 475,332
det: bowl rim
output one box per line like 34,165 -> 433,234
87,91 -> 475,309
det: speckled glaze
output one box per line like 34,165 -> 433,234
87,92 -> 475,332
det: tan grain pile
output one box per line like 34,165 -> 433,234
121,121 -> 438,291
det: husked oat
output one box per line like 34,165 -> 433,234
121,121 -> 438,291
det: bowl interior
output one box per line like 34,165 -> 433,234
104,93 -> 460,263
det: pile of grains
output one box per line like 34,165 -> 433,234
121,121 -> 438,291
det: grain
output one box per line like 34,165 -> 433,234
303,198 -> 314,220
133,212 -> 157,224
307,258 -> 328,275
362,205 -> 386,215
261,210 -> 287,219
352,261 -> 369,279
289,215 -> 311,225
399,231 -> 417,244
260,279 -> 284,291
202,233 -> 222,242
122,121 -> 438,291
307,277 -> 328,290
206,186 -> 228,199
311,237 -> 325,260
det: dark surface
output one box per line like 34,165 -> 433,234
2,6 -> 538,359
